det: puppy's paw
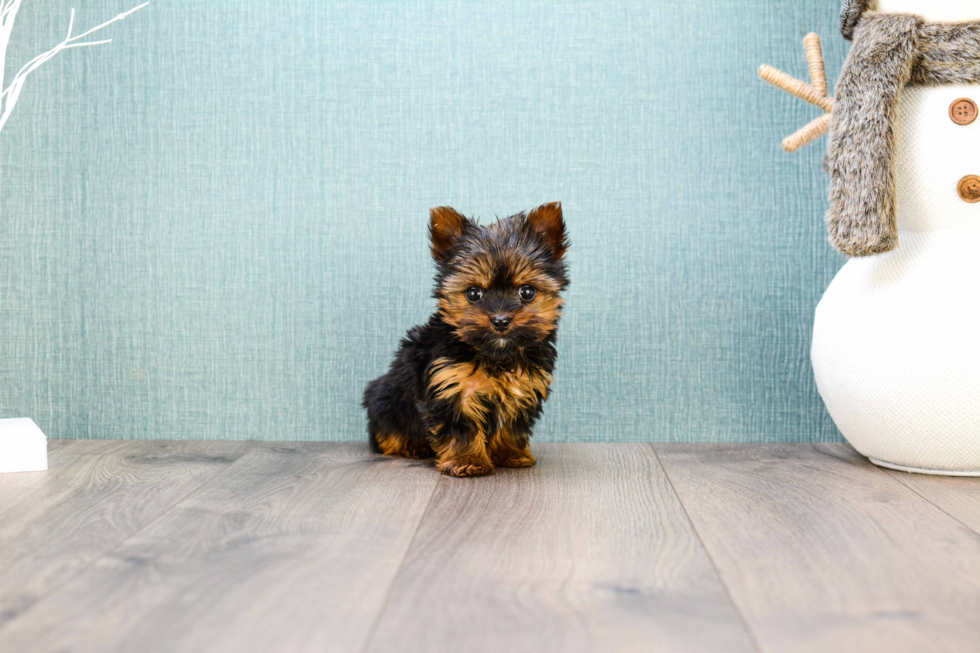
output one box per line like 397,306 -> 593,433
437,456 -> 495,477
493,452 -> 536,468
374,432 -> 434,459
399,440 -> 435,459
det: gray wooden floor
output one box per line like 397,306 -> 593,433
1,442 -> 978,653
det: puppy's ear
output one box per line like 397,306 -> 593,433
526,201 -> 568,259
429,207 -> 468,260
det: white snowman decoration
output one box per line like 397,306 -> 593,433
762,0 -> 980,475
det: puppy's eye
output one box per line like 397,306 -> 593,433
465,286 -> 484,303
518,285 -> 536,302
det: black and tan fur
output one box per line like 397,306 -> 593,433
363,202 -> 569,477
828,3 -> 980,257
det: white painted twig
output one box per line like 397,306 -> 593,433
0,2 -> 148,133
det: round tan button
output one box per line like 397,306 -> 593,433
950,98 -> 978,125
958,175 -> 980,203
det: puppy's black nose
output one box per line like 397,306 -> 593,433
490,314 -> 512,332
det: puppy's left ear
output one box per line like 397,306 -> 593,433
526,201 -> 568,259
429,206 -> 468,261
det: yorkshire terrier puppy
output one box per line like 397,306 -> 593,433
363,202 -> 569,477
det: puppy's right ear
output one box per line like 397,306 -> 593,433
429,207 -> 467,260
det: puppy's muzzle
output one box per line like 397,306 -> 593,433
490,314 -> 512,332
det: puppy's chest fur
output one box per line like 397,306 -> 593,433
429,357 -> 551,426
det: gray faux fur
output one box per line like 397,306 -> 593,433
826,13 -> 980,257
826,13 -> 918,257
912,21 -> 980,85
840,0 -> 876,40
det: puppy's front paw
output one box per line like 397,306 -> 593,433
493,452 -> 536,468
399,439 -> 435,459
437,455 -> 495,477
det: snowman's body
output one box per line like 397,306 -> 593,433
813,42 -> 980,474
811,0 -> 980,475
772,0 -> 980,474
813,84 -> 980,474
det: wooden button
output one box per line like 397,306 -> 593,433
950,98 -> 978,125
958,175 -> 980,203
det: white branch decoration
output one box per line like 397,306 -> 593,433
0,1 -> 148,133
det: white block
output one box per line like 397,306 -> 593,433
0,418 -> 48,473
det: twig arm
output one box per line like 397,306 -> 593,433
804,33 -> 828,96
758,65 -> 834,113
782,113 -> 831,152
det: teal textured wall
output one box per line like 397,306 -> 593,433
0,0 -> 848,442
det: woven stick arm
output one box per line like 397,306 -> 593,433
758,33 -> 835,152
782,113 -> 831,152
758,65 -> 834,113
804,33 -> 828,96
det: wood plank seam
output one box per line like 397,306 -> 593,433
817,443 -> 980,539
0,443 -> 443,652
358,475 -> 440,653
870,466 -> 980,538
649,444 -> 765,653
363,444 -> 758,652
71,441 -> 263,553
654,443 -> 980,652
0,440 -> 261,630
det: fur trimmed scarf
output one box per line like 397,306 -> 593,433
827,8 -> 980,257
